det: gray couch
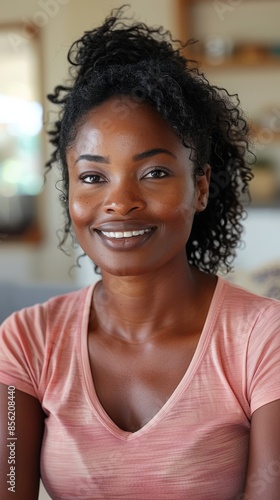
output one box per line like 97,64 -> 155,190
0,281 -> 78,324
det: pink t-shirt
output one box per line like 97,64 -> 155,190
1,277 -> 280,499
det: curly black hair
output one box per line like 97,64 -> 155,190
46,5 -> 253,274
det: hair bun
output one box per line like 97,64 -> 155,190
67,5 -> 181,86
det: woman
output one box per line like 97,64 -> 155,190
1,7 -> 280,500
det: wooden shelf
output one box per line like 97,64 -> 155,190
177,0 -> 280,210
177,0 -> 280,71
188,53 -> 280,70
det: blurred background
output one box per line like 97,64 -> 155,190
0,1 -> 279,497
1,0 -> 280,295
0,0 -> 279,290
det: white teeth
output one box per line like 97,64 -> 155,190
101,228 -> 152,239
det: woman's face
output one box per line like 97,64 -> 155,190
67,97 -> 209,276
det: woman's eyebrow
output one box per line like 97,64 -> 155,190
133,148 -> 176,161
73,148 -> 176,165
74,154 -> 110,164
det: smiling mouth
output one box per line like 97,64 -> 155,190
99,228 -> 153,239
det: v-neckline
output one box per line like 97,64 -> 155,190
80,277 -> 224,441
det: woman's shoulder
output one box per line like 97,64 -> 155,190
0,285 -> 95,397
219,275 -> 280,305
216,276 -> 280,330
43,285 -> 92,314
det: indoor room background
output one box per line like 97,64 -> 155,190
0,1 -> 280,498
1,0 -> 280,293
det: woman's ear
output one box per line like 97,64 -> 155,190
195,163 -> 211,213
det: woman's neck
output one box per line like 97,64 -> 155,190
92,257 -> 216,343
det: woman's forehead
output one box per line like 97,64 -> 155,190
72,97 -> 181,146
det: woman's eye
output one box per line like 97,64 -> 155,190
144,169 -> 168,179
80,174 -> 104,184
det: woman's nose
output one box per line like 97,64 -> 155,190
103,180 -> 146,216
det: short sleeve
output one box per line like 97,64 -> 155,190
0,305 -> 46,399
246,301 -> 280,414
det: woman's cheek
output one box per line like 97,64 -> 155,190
69,196 -> 89,225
